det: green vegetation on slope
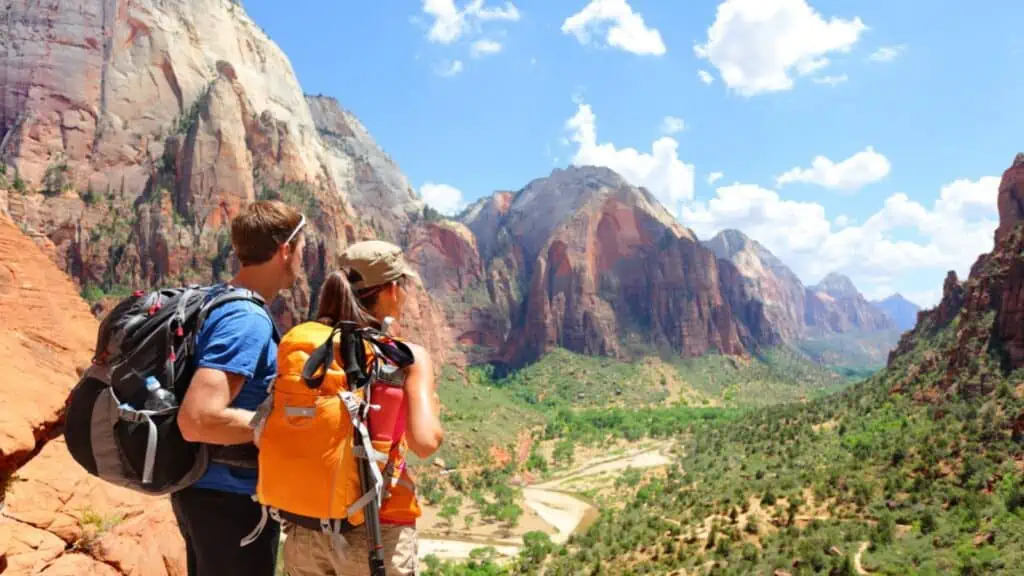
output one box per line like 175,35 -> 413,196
426,277 -> 1024,575
431,309 -> 1024,575
416,345 -> 860,472
796,328 -> 904,373
542,314 -> 1024,575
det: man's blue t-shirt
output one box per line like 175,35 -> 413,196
190,286 -> 278,495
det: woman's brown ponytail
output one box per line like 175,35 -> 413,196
315,269 -> 377,328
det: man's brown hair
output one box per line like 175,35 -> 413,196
230,200 -> 304,266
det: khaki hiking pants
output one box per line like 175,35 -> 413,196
282,522 -> 419,576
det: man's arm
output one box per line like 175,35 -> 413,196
177,368 -> 257,445
177,304 -> 271,446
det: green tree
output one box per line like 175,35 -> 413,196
552,438 -> 575,467
499,503 -> 523,534
518,531 -> 554,571
440,496 -> 462,532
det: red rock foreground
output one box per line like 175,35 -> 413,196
0,213 -> 183,575
0,214 -> 97,476
1,439 -> 183,575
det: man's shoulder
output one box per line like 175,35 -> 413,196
198,295 -> 275,341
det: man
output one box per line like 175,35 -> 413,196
172,199 -> 307,576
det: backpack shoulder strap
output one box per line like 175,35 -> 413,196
362,330 -> 416,370
192,286 -> 280,347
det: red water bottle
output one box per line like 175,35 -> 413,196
369,381 -> 406,443
368,317 -> 407,444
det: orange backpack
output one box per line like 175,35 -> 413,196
239,319 -> 417,546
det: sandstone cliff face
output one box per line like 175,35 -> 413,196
887,153 -> 1024,399
0,0 -> 327,193
406,215 -> 524,364
0,213 -> 181,575
306,95 -> 423,243
995,152 -> 1024,244
703,229 -> 899,363
417,167 -> 773,368
806,272 -> 894,334
703,229 -> 808,341
0,0 -> 450,363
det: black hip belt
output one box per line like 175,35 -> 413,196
209,443 -> 259,469
277,509 -> 358,533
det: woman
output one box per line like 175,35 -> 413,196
282,240 -> 444,576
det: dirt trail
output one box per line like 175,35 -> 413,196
418,538 -> 521,561
855,541 -> 871,574
419,445 -> 672,561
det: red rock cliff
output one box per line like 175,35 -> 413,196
0,213 -> 182,575
995,153 -> 1024,244
420,166 -> 774,368
887,153 -> 1024,399
0,0 -> 449,365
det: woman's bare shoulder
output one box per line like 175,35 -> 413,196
401,341 -> 433,371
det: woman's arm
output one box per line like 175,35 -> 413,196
403,343 -> 444,458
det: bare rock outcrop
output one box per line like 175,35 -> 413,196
0,213 -> 96,476
424,166 -> 772,368
0,0 -> 453,362
0,214 -> 180,575
306,95 -> 423,242
703,229 -> 808,341
806,272 -> 894,333
995,152 -> 1024,244
887,153 -> 1024,399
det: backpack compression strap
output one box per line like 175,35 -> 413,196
301,321 -> 372,390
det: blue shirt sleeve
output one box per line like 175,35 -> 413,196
195,303 -> 273,379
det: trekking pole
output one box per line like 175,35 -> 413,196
358,452 -> 387,576
340,325 -> 387,576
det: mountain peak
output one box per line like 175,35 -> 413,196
304,94 -> 422,239
878,293 -> 910,304
705,229 -> 753,258
528,165 -> 631,197
500,165 -> 684,260
870,293 -> 920,332
814,272 -> 860,298
703,229 -> 793,277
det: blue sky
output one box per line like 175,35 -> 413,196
242,0 -> 1024,308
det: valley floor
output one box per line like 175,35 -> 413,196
416,442 -> 673,563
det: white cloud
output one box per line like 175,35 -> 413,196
707,172 -> 724,185
561,0 -> 666,56
869,44 -> 905,63
422,0 -> 520,44
776,146 -> 891,192
694,0 -> 867,96
681,176 -> 1000,306
471,39 -> 503,57
812,74 -> 848,86
698,70 -> 714,84
903,289 -> 941,309
435,59 -> 464,77
660,116 -> 685,135
420,182 -> 467,215
565,100 -> 695,213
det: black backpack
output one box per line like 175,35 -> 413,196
64,284 -> 278,495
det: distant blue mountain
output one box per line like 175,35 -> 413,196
871,294 -> 921,332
